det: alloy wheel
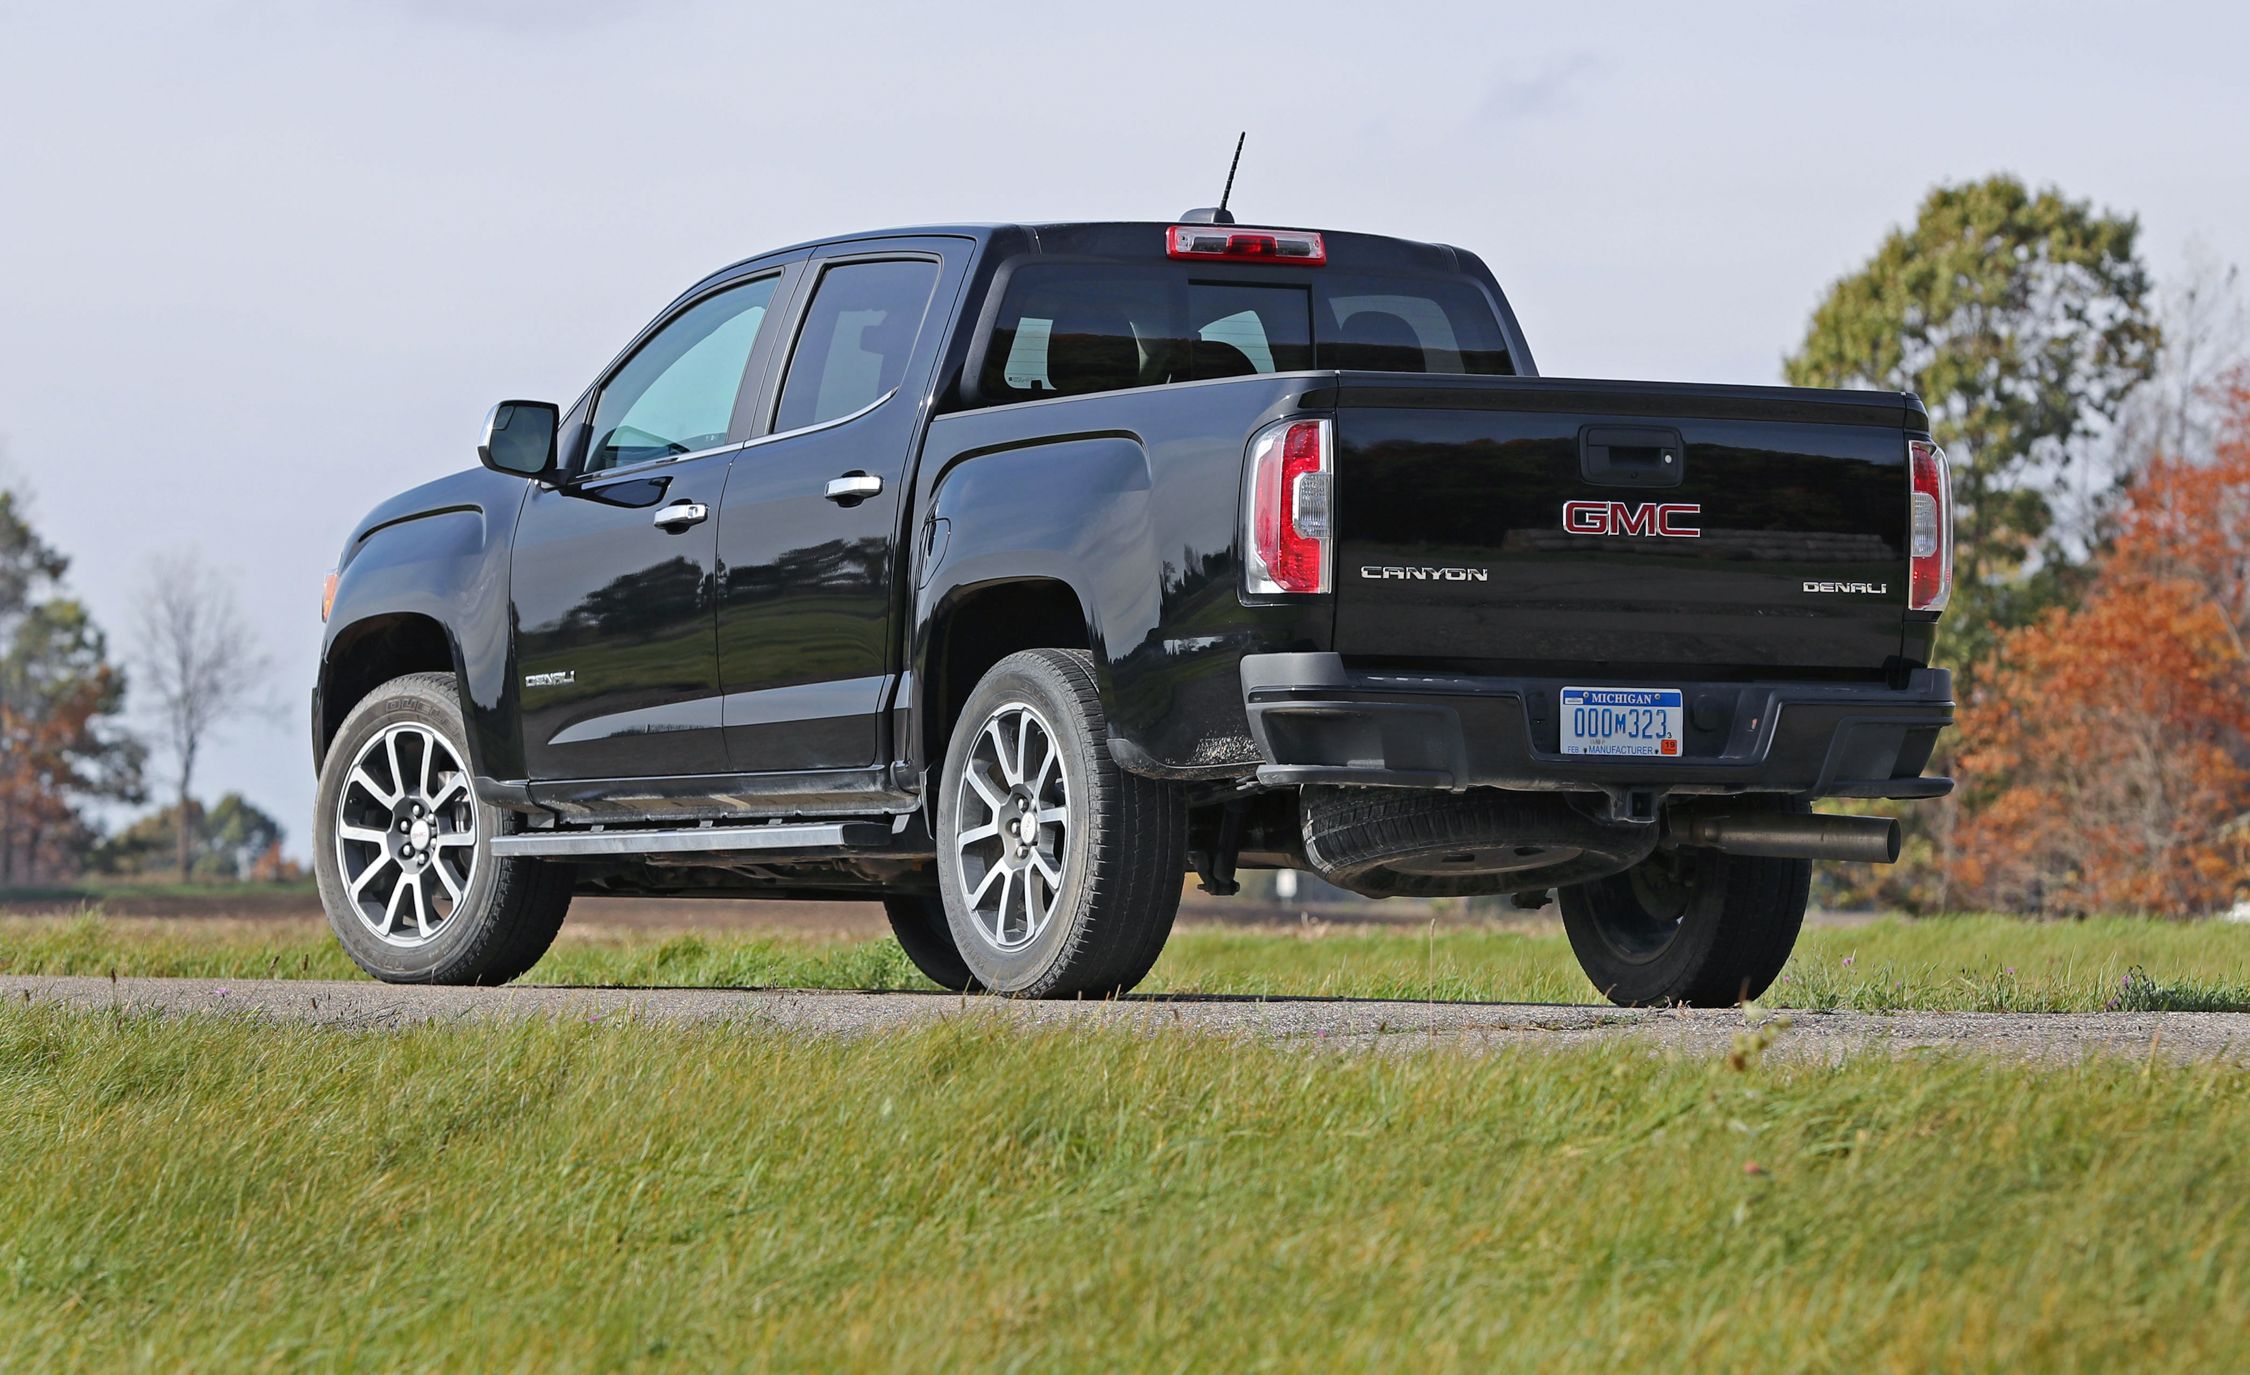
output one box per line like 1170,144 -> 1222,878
952,702 -> 1071,952
333,723 -> 479,947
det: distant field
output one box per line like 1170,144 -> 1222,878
0,1006 -> 2243,1371
6,911 -> 2250,1013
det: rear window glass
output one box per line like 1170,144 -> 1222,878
986,268 -> 1312,402
974,263 -> 1509,407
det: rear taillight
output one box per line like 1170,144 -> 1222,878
1244,418 -> 1332,595
1908,439 -> 1952,613
1167,225 -> 1326,265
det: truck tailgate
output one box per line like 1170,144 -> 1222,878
1330,376 -> 1919,675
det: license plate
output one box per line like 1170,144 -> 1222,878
1561,686 -> 1684,757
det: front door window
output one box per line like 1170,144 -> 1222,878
587,277 -> 778,472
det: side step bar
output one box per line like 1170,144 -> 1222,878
491,819 -> 898,859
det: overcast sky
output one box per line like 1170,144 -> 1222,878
2,0 -> 2245,858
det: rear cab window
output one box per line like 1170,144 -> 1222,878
971,237 -> 1512,408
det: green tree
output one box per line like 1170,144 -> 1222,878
91,792 -> 286,880
1785,175 -> 2161,675
0,488 -> 144,883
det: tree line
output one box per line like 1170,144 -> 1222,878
1791,175 -> 2247,916
0,498 -> 276,887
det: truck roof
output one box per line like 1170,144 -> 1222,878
686,221 -> 1472,299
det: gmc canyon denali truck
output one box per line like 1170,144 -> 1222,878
312,217 -> 1955,1005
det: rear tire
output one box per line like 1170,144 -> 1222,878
934,649 -> 1186,998
883,892 -> 979,991
1559,829 -> 1811,1008
313,672 -> 571,985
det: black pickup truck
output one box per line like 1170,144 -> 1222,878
312,216 -> 1954,1005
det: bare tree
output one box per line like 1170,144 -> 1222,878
134,550 -> 269,880
2048,243 -> 2248,561
2120,240 -> 2248,467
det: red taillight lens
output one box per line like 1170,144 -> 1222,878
321,570 -> 338,623
1244,418 -> 1332,594
1908,439 -> 1952,613
1167,225 -> 1326,265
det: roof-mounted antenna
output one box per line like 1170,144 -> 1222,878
1179,132 -> 1246,225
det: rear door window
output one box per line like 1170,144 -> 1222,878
774,259 -> 942,432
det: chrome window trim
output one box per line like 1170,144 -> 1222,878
568,438 -> 750,486
567,388 -> 899,485
742,388 -> 899,451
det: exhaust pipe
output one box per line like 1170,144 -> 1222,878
1670,810 -> 1901,864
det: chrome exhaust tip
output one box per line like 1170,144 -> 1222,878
1669,810 -> 1901,864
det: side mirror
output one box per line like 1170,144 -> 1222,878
478,400 -> 559,477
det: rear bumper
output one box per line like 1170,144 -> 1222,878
1241,653 -> 1952,801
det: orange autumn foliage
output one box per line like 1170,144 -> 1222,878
1952,383 -> 2250,914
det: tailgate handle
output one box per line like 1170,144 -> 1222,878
1580,426 -> 1685,488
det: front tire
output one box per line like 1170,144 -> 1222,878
1559,834 -> 1811,1008
934,649 -> 1186,998
313,672 -> 571,985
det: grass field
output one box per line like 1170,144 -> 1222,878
1,1004 -> 2244,1371
7,910 -> 2250,1013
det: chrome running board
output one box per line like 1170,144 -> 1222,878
490,819 -> 896,859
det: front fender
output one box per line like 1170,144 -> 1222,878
318,468 -> 530,782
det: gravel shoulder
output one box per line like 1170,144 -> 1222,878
5,975 -> 2246,1063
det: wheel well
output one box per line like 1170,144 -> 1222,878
319,614 -> 457,761
923,579 -> 1091,773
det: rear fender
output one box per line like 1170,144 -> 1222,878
913,436 -> 1152,754
911,378 -> 1338,780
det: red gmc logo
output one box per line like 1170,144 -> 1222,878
1562,499 -> 1702,538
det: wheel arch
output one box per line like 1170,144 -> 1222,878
317,612 -> 467,770
315,473 -> 529,785
918,576 -> 1095,781
910,433 -> 1161,784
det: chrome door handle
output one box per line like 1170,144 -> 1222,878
652,501 -> 709,530
825,473 -> 883,503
